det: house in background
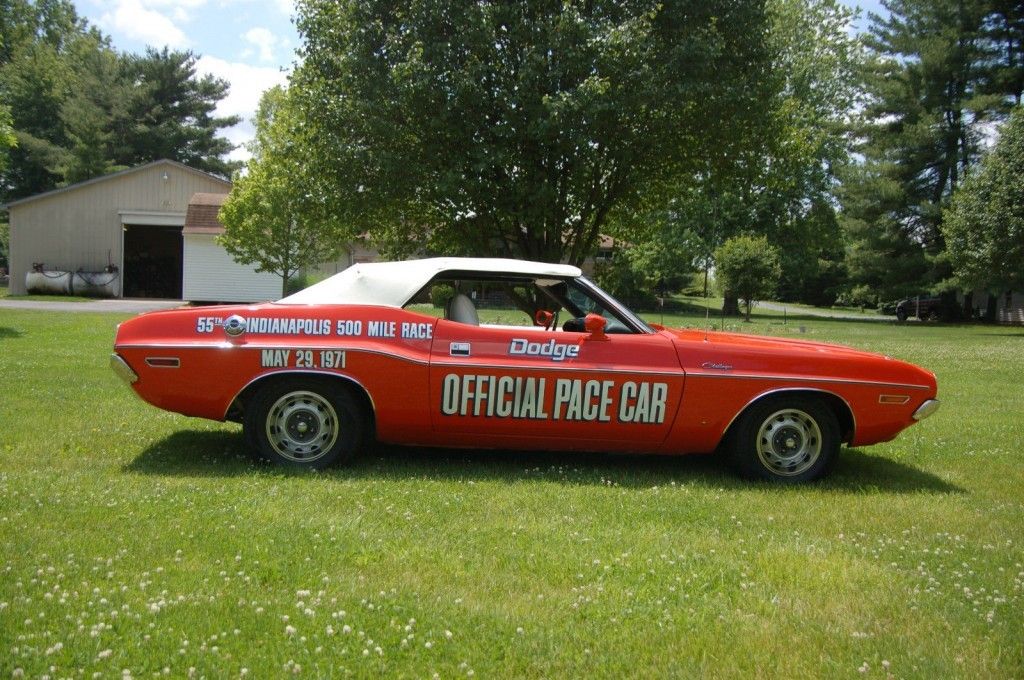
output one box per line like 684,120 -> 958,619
6,159 -> 277,303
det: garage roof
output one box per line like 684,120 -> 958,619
3,159 -> 230,209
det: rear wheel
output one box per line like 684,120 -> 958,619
725,396 -> 840,482
244,378 -> 366,469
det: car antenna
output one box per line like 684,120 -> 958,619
704,288 -> 711,342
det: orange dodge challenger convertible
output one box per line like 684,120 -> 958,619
111,257 -> 940,482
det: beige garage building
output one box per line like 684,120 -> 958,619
5,159 -> 280,301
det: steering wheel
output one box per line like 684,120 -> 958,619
534,309 -> 559,331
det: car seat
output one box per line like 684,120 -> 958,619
445,293 -> 479,325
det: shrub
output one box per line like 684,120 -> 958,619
430,284 -> 455,308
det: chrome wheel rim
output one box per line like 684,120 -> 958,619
755,408 -> 822,476
265,391 -> 339,462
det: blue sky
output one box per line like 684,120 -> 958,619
75,0 -> 887,162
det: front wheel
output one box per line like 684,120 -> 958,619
725,396 -> 840,482
244,378 -> 366,469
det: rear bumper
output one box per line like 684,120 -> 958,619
912,399 -> 940,421
110,353 -> 138,385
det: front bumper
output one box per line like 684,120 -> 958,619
912,399 -> 940,421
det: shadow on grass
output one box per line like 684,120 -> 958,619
125,430 -> 963,494
0,326 -> 23,338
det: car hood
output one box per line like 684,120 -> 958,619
656,326 -> 937,391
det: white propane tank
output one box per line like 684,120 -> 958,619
25,270 -> 72,294
71,271 -> 118,297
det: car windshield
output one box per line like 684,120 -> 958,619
403,272 -> 652,334
572,276 -> 654,334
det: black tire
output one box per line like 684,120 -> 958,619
244,378 -> 366,469
895,306 -> 908,322
724,396 -> 840,483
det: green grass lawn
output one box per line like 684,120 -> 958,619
1,308 -> 1022,678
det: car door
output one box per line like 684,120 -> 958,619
428,320 -> 685,447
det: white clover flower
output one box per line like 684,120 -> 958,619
285,625 -> 297,636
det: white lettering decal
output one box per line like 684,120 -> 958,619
441,374 -> 460,415
441,374 -> 665,423
367,320 -> 397,337
400,322 -> 433,339
243,317 -> 332,336
508,338 -> 580,362
335,319 -> 363,336
258,349 -> 345,369
260,349 -> 290,367
196,316 -> 223,333
618,381 -> 669,424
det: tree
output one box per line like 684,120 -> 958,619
652,0 -> 861,313
219,87 -> 342,296
942,106 -> 1024,308
714,235 -> 782,321
290,0 -> 771,265
121,48 -> 241,178
54,33 -> 130,183
1,4 -> 241,202
0,0 -> 90,200
0,86 -> 14,177
839,0 -> 1024,302
592,227 -> 702,308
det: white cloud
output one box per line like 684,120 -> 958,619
213,0 -> 294,17
244,27 -> 280,62
100,0 -> 190,48
195,55 -> 291,162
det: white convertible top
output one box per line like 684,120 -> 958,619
278,257 -> 583,307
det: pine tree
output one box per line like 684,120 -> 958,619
1,5 -> 241,201
840,0 -> 1024,302
121,48 -> 241,178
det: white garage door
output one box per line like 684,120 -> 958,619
182,233 -> 282,302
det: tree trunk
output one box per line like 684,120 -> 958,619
961,289 -> 973,319
985,293 -> 998,323
722,292 -> 741,316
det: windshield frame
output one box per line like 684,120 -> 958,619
573,276 -> 654,334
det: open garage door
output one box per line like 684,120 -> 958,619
123,224 -> 183,299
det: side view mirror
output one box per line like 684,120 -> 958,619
584,313 -> 608,340
534,309 -> 554,328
